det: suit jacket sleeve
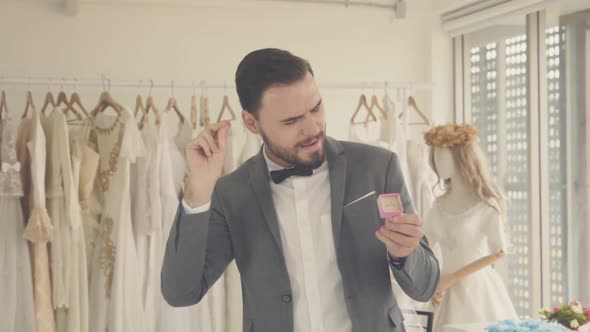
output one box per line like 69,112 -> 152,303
161,187 -> 233,307
385,152 -> 440,302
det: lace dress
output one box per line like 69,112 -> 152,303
0,117 -> 36,332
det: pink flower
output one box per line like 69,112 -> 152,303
554,306 -> 560,313
571,301 -> 584,314
585,306 -> 590,317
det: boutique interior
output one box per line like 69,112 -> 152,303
1,0 -> 590,332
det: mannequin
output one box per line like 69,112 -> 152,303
423,124 -> 517,330
430,146 -> 481,215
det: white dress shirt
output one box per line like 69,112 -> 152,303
183,149 -> 352,332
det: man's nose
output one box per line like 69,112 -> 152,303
300,115 -> 321,137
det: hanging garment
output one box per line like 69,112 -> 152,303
0,117 -> 36,332
382,94 -> 412,192
131,117 -> 162,332
88,108 -> 145,332
237,123 -> 262,165
42,109 -> 89,332
347,118 -> 380,145
17,107 -> 56,332
158,112 -> 226,332
68,124 -> 100,279
406,140 -> 437,217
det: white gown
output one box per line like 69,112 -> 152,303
238,123 -> 262,165
348,95 -> 408,175
382,93 -> 412,192
43,110 -> 89,332
406,140 -> 437,217
0,117 -> 36,332
159,113 -> 226,332
88,108 -> 145,332
131,117 -> 162,332
68,124 -> 100,281
424,200 -> 518,331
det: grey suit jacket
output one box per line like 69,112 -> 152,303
161,137 -> 440,332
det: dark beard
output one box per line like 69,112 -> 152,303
260,130 -> 326,170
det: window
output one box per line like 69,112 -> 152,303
545,25 -> 568,308
457,2 -> 590,316
466,18 -> 533,316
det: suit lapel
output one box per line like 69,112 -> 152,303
248,148 -> 285,256
326,138 -> 347,253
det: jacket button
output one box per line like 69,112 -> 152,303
282,294 -> 292,303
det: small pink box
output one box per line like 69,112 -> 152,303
377,193 -> 404,219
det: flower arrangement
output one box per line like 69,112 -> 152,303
539,301 -> 590,331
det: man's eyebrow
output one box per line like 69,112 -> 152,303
280,99 -> 323,123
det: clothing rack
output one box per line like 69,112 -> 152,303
0,77 -> 434,91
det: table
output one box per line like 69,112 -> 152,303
443,322 -> 491,332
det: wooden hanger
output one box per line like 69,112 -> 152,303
91,89 -> 123,118
164,81 -> 185,124
399,95 -> 430,126
68,92 -> 90,119
55,82 -> 70,109
190,95 -> 198,129
135,95 -> 146,117
217,95 -> 236,123
165,97 -> 185,124
200,89 -> 210,127
350,94 -> 377,125
22,91 -> 36,119
138,95 -> 161,129
145,95 -> 160,117
139,81 -> 162,128
0,90 -> 8,120
134,80 -> 146,118
41,91 -> 57,115
41,80 -> 57,114
189,81 -> 198,129
145,81 -> 158,115
368,94 -> 387,120
58,79 -> 88,120
56,80 -> 83,120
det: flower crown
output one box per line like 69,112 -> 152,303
424,124 -> 479,148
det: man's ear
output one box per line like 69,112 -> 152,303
242,111 -> 260,134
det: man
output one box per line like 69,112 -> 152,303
161,48 -> 439,332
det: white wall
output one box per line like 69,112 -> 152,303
429,16 -> 455,125
0,0 -> 454,140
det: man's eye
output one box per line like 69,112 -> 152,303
284,120 -> 295,125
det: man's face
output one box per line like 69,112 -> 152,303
243,72 -> 326,169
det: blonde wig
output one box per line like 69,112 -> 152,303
425,124 -> 506,216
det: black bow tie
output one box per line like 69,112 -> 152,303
270,167 -> 313,184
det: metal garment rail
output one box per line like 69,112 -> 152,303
0,77 -> 434,91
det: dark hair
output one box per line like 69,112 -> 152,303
235,48 -> 314,115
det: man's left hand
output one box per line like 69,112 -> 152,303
375,214 -> 424,260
